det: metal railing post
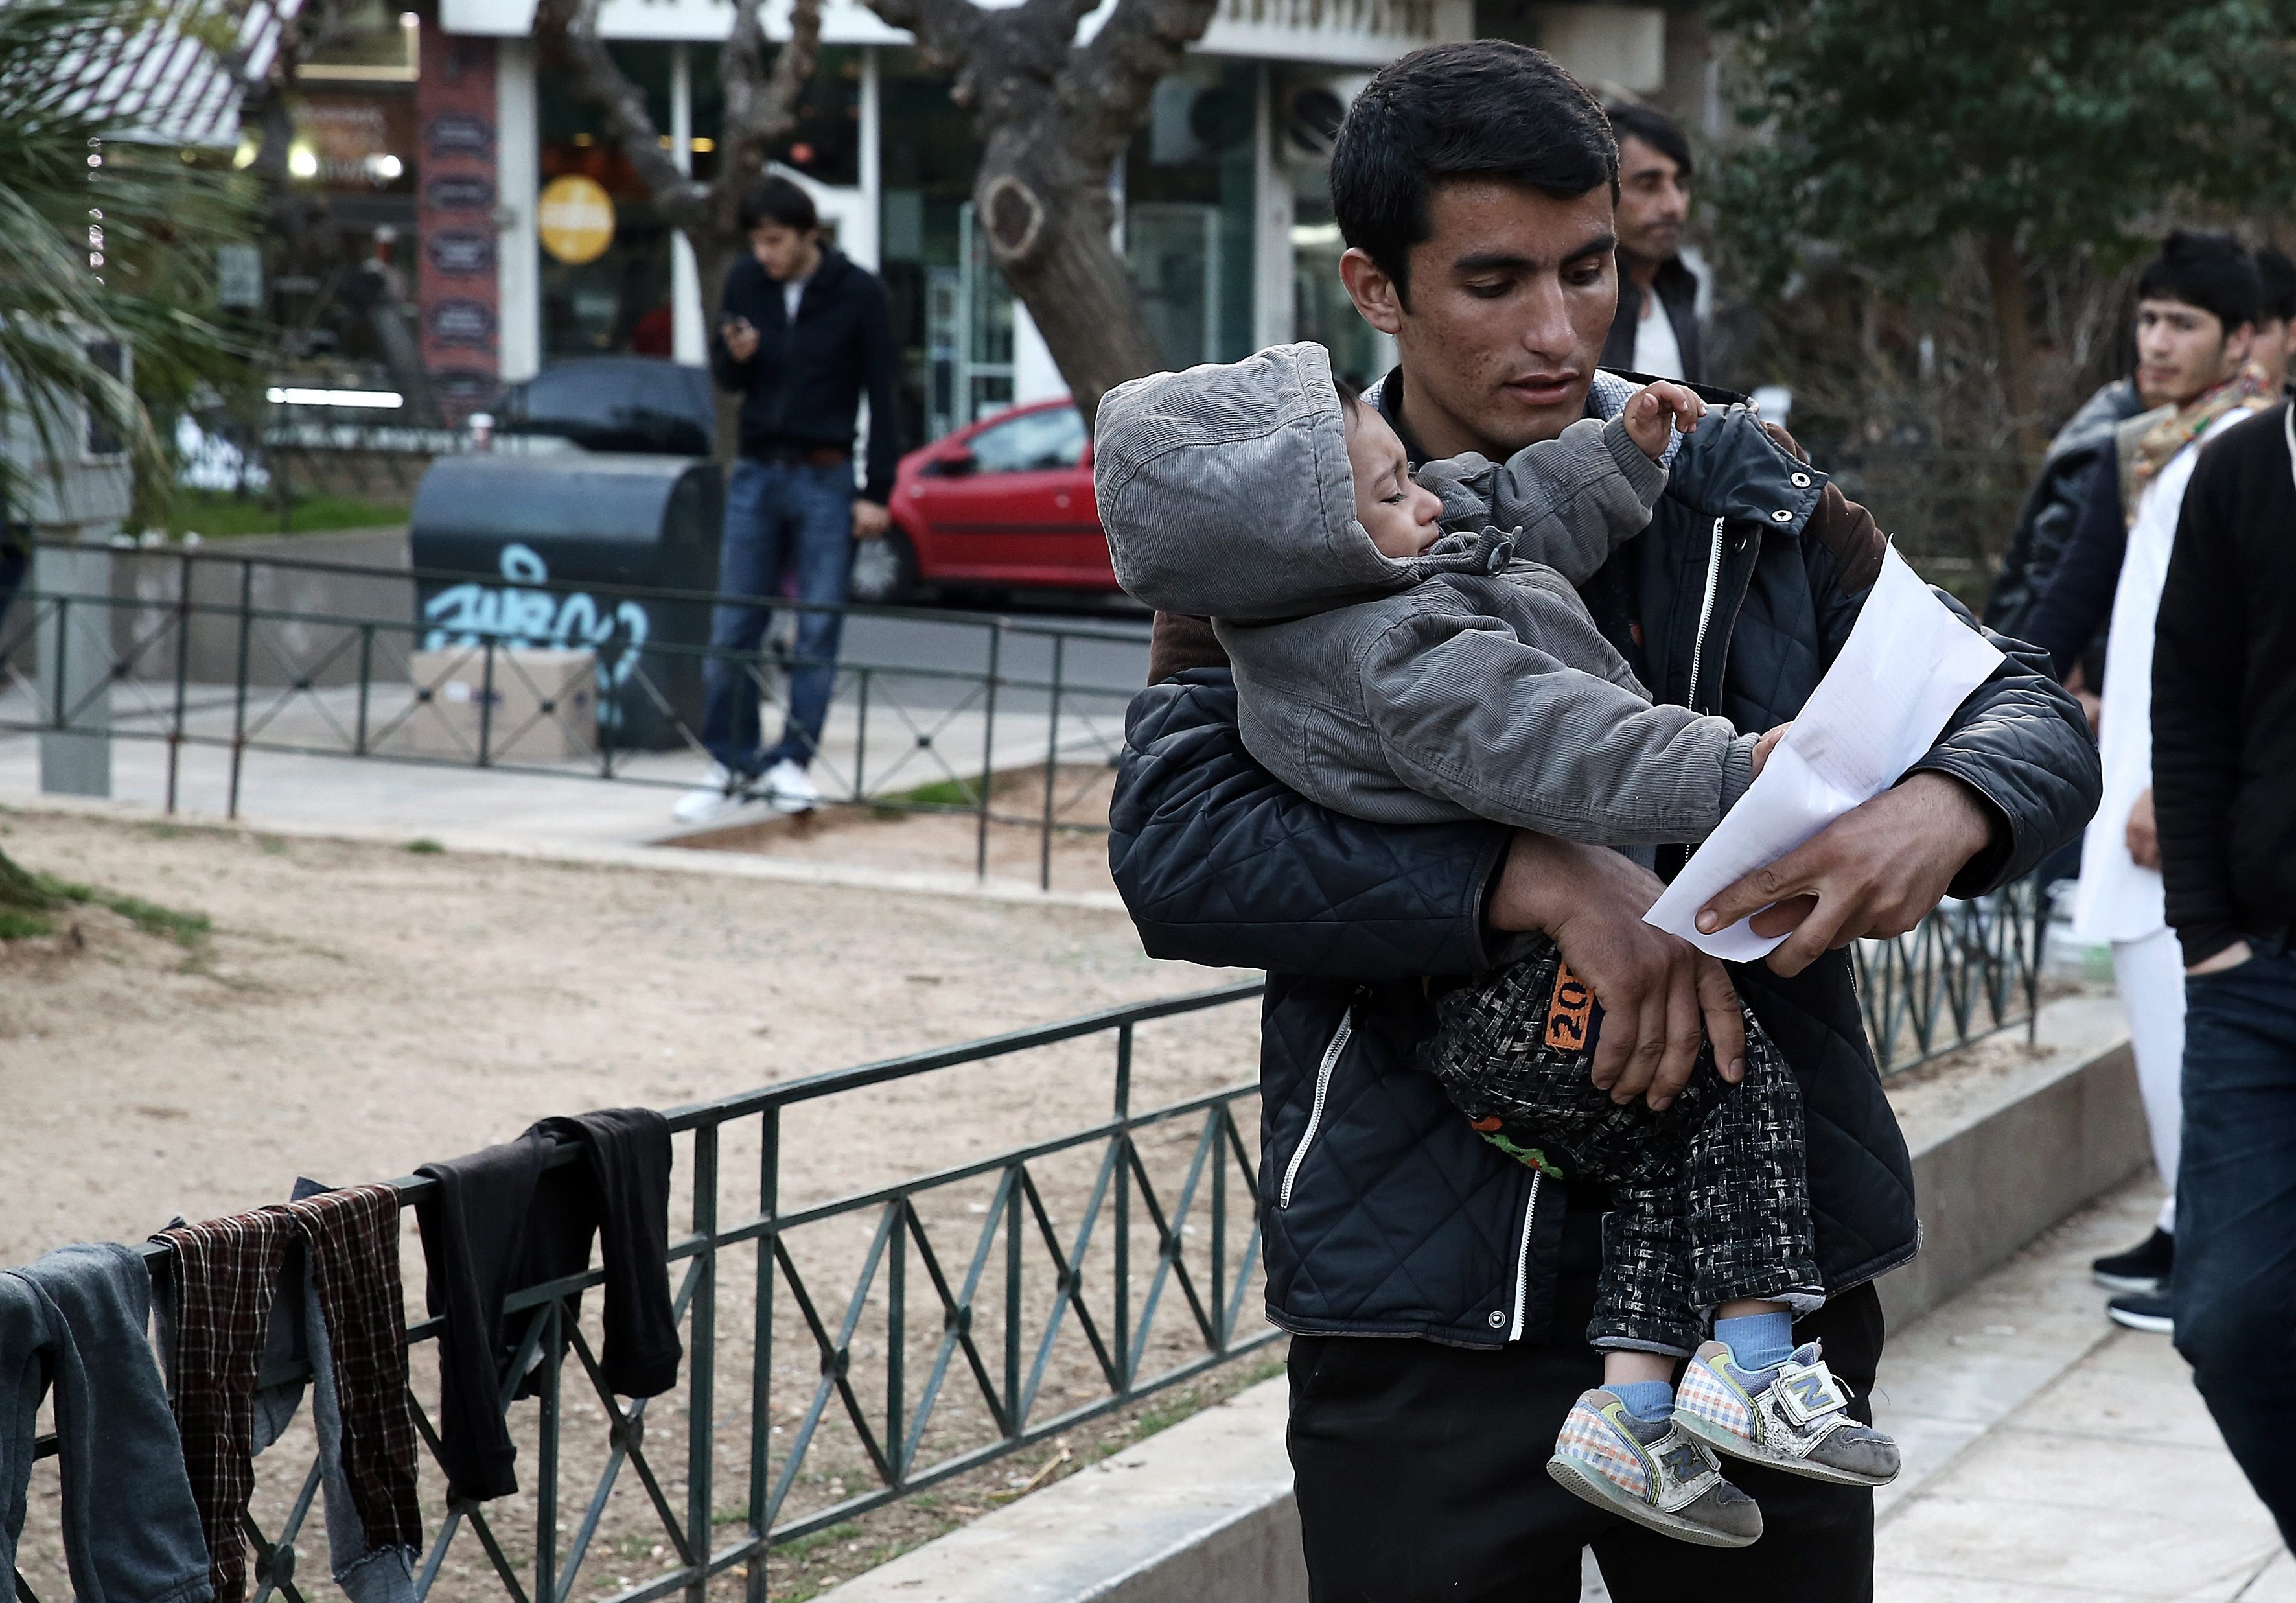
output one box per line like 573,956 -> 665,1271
227,560 -> 253,819
686,1122 -> 719,1603
747,1106 -> 779,1603
167,552 -> 191,814
1113,1022 -> 1133,1391
975,621 -> 1002,880
354,625 -> 374,756
1039,634 -> 1064,893
478,637 -> 497,768
887,1197 -> 907,1484
537,1300 -> 562,1603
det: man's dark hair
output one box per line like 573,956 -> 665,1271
1329,41 -> 1618,301
2255,245 -> 2296,323
2136,229 -> 2262,333
1606,102 -> 1693,179
738,175 -> 819,235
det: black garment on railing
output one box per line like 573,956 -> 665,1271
414,1108 -> 680,1504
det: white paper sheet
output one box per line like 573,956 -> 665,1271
1643,545 -> 2006,961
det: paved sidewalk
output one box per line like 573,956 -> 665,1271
1575,1177 -> 2284,1598
1870,1178 -> 2285,1600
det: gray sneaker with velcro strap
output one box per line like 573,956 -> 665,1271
1547,1388 -> 1764,1547
1673,1340 -> 1900,1486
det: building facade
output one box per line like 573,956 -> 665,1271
256,1 -> 1710,437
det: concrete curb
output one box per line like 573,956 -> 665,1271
809,996 -> 2140,1603
0,790 -> 1128,912
811,1376 -> 1304,1603
1876,994 -> 2146,1329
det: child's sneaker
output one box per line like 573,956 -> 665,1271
1547,1388 -> 1763,1547
1674,1340 -> 1901,1486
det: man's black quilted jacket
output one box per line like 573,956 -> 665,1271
1107,392 -> 2101,1350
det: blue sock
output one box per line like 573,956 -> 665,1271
1715,1310 -> 1796,1373
1610,1379 -> 1675,1422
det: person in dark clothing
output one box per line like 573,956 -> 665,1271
1982,377 -> 2147,642
1110,41 -> 2098,1602
2017,231 -> 2272,1334
680,176 -> 901,824
2253,245 -> 2295,386
1599,104 -> 1700,384
2155,401 -> 2296,1545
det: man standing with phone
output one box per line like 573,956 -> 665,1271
678,175 -> 900,823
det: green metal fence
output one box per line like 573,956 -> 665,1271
0,544 -> 1141,889
12,981 -> 1273,1603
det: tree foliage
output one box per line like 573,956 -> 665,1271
0,0 -> 249,513
1708,0 -> 2296,452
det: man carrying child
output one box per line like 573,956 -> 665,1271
1106,41 -> 2098,1600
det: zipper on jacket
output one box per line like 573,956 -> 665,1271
1686,515 -> 1726,713
1505,1171 -> 1542,1340
1279,1007 -> 1355,1209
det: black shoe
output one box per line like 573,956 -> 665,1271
2092,1228 -> 2174,1294
2106,1288 -> 2174,1335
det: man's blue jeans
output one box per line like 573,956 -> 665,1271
2174,941 -> 2296,1545
700,458 -> 855,776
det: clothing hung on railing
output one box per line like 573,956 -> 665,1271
0,1242 -> 211,1603
414,1106 -> 680,1504
150,1184 -> 421,1603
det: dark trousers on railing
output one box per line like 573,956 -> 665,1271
701,457 -> 855,776
2174,942 -> 2296,1547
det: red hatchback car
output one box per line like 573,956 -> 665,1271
850,399 -> 1118,603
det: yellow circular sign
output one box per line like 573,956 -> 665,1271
538,174 -> 616,264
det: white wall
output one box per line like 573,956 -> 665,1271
494,37 -> 541,382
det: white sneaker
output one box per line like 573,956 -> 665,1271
672,764 -> 754,825
761,757 -> 820,815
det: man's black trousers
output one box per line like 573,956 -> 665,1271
1285,1270 -> 1883,1601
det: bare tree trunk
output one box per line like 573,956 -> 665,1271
972,130 -> 1163,416
872,0 -> 1219,427
1983,231 -> 2043,463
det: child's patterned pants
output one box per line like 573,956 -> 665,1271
1418,938 -> 1823,1357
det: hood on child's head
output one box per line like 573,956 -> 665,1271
1093,342 -> 1514,623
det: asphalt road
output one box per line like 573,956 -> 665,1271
832,598 -> 1154,714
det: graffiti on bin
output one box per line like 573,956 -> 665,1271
421,543 -> 650,729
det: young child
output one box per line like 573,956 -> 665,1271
1094,342 -> 1901,1548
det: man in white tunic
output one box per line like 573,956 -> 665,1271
2023,231 -> 2275,1332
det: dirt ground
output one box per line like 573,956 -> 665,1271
0,804 -> 1266,1602
676,764 -> 1122,898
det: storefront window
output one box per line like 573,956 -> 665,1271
1292,176 -> 1389,390
877,47 -> 1001,443
262,72 -> 423,396
1124,62 -> 1256,369
538,45 -> 675,358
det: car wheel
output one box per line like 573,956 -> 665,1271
848,528 -> 920,605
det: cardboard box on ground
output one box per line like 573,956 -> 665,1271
389,648 -> 600,760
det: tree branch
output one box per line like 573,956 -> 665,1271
865,0 -> 984,79
1069,0 -> 1220,163
534,0 -> 705,231
715,0 -> 824,219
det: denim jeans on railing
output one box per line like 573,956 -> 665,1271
2172,940 -> 2296,1546
699,458 -> 855,777
1,1243 -> 211,1603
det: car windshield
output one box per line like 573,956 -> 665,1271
968,406 -> 1085,473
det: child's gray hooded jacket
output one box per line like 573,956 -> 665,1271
1095,342 -> 1757,843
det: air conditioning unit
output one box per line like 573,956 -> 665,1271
1278,73 -> 1371,166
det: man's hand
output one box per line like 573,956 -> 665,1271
852,499 -> 892,540
721,317 -> 760,363
1491,831 -> 1746,1111
2126,787 -> 2159,869
1695,771 -> 1996,977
